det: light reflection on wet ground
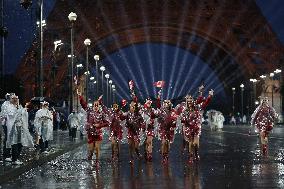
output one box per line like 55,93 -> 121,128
1,126 -> 284,189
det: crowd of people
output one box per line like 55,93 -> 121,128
0,82 -> 279,166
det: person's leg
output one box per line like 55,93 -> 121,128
94,141 -> 102,160
16,143 -> 23,161
3,125 -> 11,159
146,136 -> 153,161
39,137 -> 45,152
260,131 -> 268,155
193,136 -> 200,160
44,140 -> 49,151
128,139 -> 134,163
11,144 -> 18,162
134,140 -> 141,159
88,142 -> 95,160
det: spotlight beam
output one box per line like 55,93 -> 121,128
72,5 -> 129,99
166,0 -> 191,99
176,2 -> 226,98
140,0 -> 156,96
119,2 -> 149,99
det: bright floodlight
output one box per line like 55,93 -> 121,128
76,64 -> 83,68
93,81 -> 97,84
105,74 -> 110,79
68,12 -> 77,22
100,66 -> 105,72
240,84 -> 244,88
90,77 -> 95,80
270,73 -> 275,77
232,87 -> 235,91
274,69 -> 282,74
109,80 -> 113,84
260,75 -> 266,79
112,85 -> 115,89
94,55 -> 100,61
84,38 -> 91,46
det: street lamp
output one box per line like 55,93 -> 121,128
100,66 -> 105,97
54,40 -> 63,51
112,87 -> 116,103
109,80 -> 113,105
105,74 -> 110,106
249,79 -> 257,108
232,87 -> 235,116
270,73 -> 275,107
94,55 -> 100,98
68,11 -> 77,113
76,63 -> 83,111
84,38 -> 91,102
240,84 -> 244,120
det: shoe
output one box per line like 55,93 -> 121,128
12,160 -> 23,165
88,154 -> 93,160
5,157 -> 12,162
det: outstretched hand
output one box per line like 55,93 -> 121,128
77,89 -> 81,96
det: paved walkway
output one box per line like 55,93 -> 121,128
2,125 -> 284,188
0,130 -> 86,184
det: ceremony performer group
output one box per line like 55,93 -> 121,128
1,80 -> 278,166
76,80 -> 216,165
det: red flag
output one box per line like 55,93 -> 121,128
129,80 -> 134,90
153,81 -> 165,88
121,99 -> 127,107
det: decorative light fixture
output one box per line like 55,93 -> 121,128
100,66 -> 105,72
94,55 -> 100,61
68,12 -> 77,22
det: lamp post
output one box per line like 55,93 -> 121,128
94,55 -> 100,98
84,38 -> 91,102
105,74 -> 110,106
240,84 -> 244,119
232,87 -> 235,116
274,69 -> 282,111
68,12 -> 77,112
76,63 -> 83,111
109,80 -> 113,105
112,85 -> 116,103
270,73 -> 275,107
249,79 -> 257,108
37,0 -> 44,97
100,66 -> 105,98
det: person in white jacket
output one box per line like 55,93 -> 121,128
68,110 -> 80,140
5,95 -> 34,165
34,101 -> 53,153
0,93 -> 12,161
216,112 -> 225,131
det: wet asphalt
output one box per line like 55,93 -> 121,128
1,125 -> 284,189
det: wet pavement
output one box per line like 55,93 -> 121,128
1,125 -> 284,189
0,130 -> 86,183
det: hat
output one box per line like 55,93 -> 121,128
10,94 -> 18,99
41,101 -> 49,106
5,93 -> 10,100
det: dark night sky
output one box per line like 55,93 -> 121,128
2,0 -> 284,104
